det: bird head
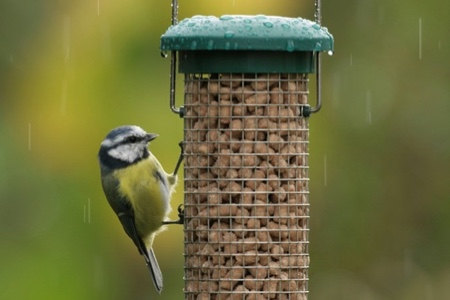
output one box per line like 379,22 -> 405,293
98,125 -> 158,170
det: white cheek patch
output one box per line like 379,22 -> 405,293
108,143 -> 145,163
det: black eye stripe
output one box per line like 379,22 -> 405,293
121,135 -> 145,145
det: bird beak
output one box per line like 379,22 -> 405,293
145,133 -> 159,142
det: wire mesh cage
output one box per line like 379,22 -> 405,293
183,73 -> 310,300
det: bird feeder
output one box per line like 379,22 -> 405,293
161,2 -> 333,299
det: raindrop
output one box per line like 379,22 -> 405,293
286,40 -> 295,52
327,50 -> 333,56
61,78 -> 68,115
190,41 -> 197,50
312,23 -> 321,30
160,51 -> 168,58
366,90 -> 372,125
426,282 -> 433,300
207,40 -> 214,50
28,123 -> 31,151
263,21 -> 273,28
244,25 -> 252,31
281,23 -> 291,30
323,155 -> 327,187
224,31 -> 235,38
187,22 -> 195,27
418,17 -> 422,60
220,15 -> 233,21
243,18 -> 252,24
224,42 -> 231,50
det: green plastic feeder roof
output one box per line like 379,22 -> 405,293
160,15 -> 334,73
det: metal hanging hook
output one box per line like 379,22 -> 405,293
169,0 -> 184,117
311,0 -> 322,114
310,53 -> 322,114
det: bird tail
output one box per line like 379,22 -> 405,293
146,248 -> 163,293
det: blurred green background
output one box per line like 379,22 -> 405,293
1,0 -> 449,299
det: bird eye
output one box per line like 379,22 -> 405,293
128,136 -> 138,143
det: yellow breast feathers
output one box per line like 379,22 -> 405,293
114,155 -> 175,238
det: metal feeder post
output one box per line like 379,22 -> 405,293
161,11 -> 333,300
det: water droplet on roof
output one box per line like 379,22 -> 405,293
206,40 -> 214,50
220,15 -> 233,21
312,23 -> 321,30
224,31 -> 235,38
263,21 -> 274,28
286,40 -> 295,52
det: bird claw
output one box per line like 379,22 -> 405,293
176,204 -> 184,224
172,141 -> 184,176
162,204 -> 184,225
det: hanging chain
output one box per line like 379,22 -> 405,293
315,0 -> 321,25
171,0 -> 178,26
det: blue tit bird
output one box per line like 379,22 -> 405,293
98,125 -> 184,293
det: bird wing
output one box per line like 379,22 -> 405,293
118,211 -> 163,293
101,172 -> 163,293
147,247 -> 163,293
116,210 -> 149,260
